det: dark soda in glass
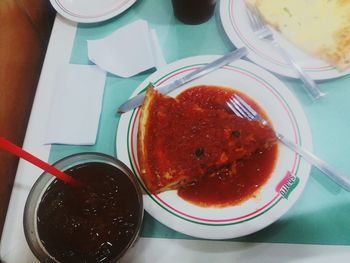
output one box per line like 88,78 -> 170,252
37,162 -> 141,262
171,0 -> 217,25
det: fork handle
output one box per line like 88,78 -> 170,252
272,42 -> 325,100
277,133 -> 350,191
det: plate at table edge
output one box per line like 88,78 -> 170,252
116,55 -> 312,239
219,0 -> 350,80
50,0 -> 137,23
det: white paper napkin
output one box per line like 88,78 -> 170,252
45,64 -> 106,145
87,19 -> 166,78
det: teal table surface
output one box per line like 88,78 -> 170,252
49,0 -> 350,245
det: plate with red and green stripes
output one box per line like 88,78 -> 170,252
116,55 -> 312,239
50,0 -> 137,23
219,0 -> 350,80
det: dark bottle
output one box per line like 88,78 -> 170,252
171,0 -> 217,25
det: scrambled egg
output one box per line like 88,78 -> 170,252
247,0 -> 350,70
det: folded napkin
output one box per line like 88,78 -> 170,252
45,64 -> 106,145
87,19 -> 166,78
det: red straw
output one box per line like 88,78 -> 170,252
0,137 -> 81,186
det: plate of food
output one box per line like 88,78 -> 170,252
116,55 -> 312,239
219,0 -> 350,80
50,0 -> 137,23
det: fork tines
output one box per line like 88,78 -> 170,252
227,95 -> 254,120
246,5 -> 264,30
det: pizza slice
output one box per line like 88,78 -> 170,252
246,0 -> 350,70
138,87 -> 276,194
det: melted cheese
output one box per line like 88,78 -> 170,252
247,0 -> 350,70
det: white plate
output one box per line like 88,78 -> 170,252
219,0 -> 350,80
50,0 -> 137,23
116,55 -> 312,239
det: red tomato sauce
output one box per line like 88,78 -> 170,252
176,85 -> 278,207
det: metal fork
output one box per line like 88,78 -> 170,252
227,94 -> 350,191
246,6 -> 325,100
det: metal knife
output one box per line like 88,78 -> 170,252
117,47 -> 248,113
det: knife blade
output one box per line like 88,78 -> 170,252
117,47 -> 248,113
